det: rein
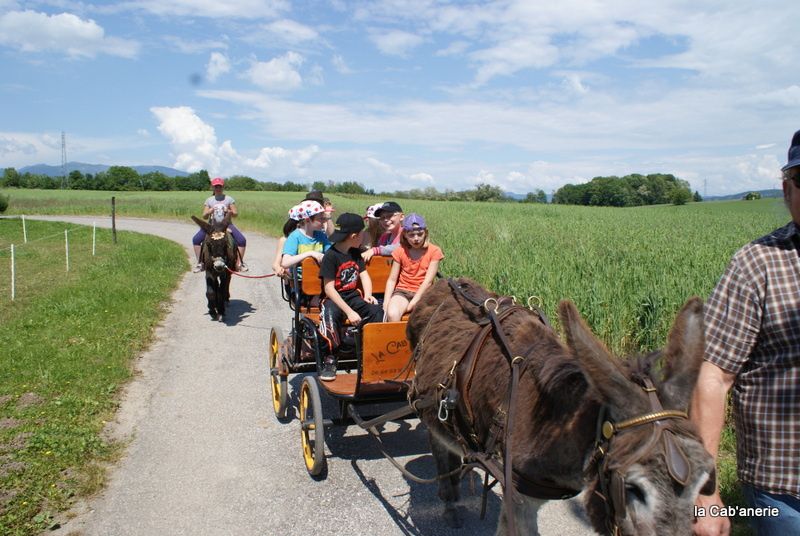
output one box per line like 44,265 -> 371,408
225,267 -> 276,279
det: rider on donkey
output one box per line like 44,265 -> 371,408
192,177 -> 248,272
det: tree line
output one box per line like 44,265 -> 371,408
2,166 -> 697,206
552,173 -> 700,206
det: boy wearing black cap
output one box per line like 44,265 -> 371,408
318,213 -> 384,381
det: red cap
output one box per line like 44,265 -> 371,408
210,177 -> 224,187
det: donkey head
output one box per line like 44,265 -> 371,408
192,214 -> 233,273
559,298 -> 715,536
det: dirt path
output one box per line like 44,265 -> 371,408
29,216 -> 591,536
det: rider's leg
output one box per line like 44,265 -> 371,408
192,230 -> 206,271
228,224 -> 247,270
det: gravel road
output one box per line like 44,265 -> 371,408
30,215 -> 593,536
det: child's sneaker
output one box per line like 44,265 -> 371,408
192,263 -> 204,273
319,357 -> 336,381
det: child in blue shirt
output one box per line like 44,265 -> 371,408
281,200 -> 331,270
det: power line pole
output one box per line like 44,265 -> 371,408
61,131 -> 68,189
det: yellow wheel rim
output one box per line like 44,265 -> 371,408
269,330 -> 282,413
300,382 -> 316,470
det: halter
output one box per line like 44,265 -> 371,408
587,377 -> 690,536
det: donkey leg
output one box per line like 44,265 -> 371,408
429,431 -> 463,528
205,275 -> 217,317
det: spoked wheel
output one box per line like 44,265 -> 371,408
269,326 -> 288,419
299,376 -> 326,476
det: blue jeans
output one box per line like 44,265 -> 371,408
742,483 -> 800,535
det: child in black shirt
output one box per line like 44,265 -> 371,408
318,213 -> 384,381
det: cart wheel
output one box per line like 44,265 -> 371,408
269,326 -> 288,419
299,376 -> 326,476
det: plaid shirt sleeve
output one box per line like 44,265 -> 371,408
703,249 -> 762,374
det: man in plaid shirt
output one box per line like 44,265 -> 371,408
691,131 -> 800,536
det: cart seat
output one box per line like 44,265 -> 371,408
321,321 -> 413,397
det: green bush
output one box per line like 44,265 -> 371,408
0,192 -> 9,212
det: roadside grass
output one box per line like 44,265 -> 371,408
0,219 -> 186,535
3,189 -> 779,534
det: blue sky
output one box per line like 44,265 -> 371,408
1,0 -> 798,195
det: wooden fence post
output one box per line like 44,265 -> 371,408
111,196 -> 117,244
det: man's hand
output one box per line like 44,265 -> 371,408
693,492 -> 731,536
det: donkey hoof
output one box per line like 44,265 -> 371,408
443,505 -> 462,528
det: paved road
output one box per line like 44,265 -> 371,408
30,216 -> 593,536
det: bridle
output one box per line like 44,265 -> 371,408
586,376 -> 691,536
204,230 -> 233,273
413,279 -> 695,536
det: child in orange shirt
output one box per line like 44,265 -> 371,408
383,213 -> 444,322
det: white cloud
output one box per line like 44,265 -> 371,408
369,29 -> 424,57
150,105 -> 319,177
206,52 -> 230,82
137,129 -> 150,137
132,0 -> 288,19
263,19 -> 319,44
435,40 -> 469,57
332,54 -> 352,74
246,51 -> 304,91
165,36 -> 228,54
409,172 -> 434,183
0,10 -> 139,58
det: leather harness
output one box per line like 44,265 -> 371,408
410,278 -> 693,536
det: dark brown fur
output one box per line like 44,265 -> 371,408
408,277 -> 714,535
192,214 -> 237,320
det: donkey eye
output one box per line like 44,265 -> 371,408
626,483 -> 647,504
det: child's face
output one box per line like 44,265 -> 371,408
405,228 -> 426,248
308,213 -> 326,230
379,212 -> 402,232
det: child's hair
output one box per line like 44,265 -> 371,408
282,218 -> 298,237
363,218 -> 381,248
400,227 -> 430,248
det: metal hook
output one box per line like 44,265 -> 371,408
438,399 -> 449,422
483,297 -> 499,313
527,295 -> 543,310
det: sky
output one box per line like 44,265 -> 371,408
1,1 -> 799,196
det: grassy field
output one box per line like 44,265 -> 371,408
3,188 -> 784,534
0,218 -> 186,534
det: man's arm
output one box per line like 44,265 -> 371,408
690,361 -> 736,536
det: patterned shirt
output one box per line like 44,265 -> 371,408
704,222 -> 800,497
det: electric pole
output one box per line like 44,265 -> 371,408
61,131 -> 68,188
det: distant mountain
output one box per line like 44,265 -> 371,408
18,162 -> 189,177
703,189 -> 783,201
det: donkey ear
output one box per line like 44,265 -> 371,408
222,212 -> 232,228
659,297 -> 705,410
558,300 -> 646,416
191,215 -> 211,233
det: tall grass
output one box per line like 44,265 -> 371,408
0,219 -> 185,534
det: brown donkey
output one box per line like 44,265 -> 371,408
407,278 -> 715,535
